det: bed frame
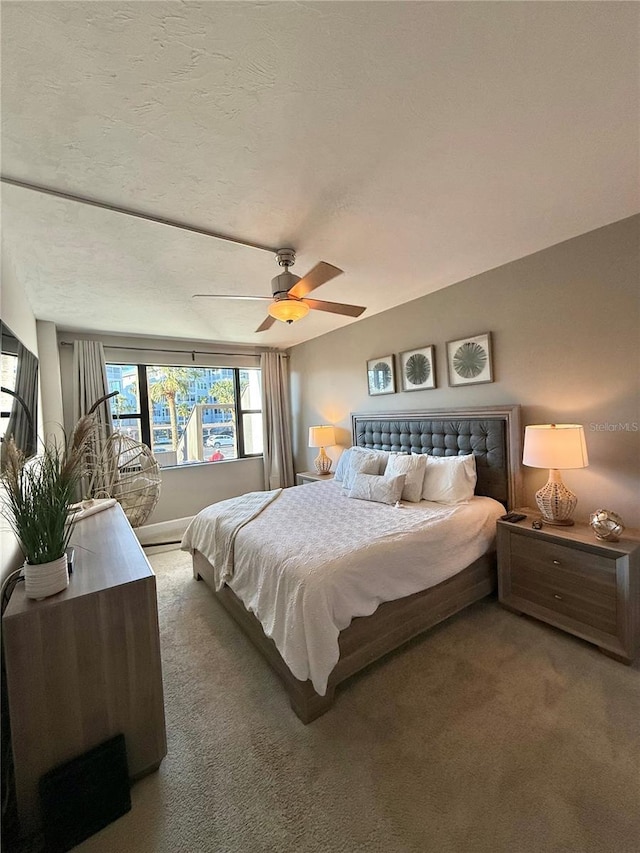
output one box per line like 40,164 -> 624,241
193,405 -> 522,723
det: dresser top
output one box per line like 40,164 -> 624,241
3,503 -> 153,618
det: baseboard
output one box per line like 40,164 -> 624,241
135,516 -> 193,547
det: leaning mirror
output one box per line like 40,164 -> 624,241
1,321 -> 39,460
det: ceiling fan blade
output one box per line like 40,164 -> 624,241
287,262 -> 343,299
303,298 -> 366,318
255,315 -> 276,333
192,294 -> 272,301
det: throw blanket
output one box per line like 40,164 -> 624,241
182,489 -> 282,587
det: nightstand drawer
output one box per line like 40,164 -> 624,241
510,535 -> 617,584
510,568 -> 617,633
509,536 -> 617,633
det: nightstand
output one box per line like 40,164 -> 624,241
497,517 -> 640,664
296,471 -> 335,485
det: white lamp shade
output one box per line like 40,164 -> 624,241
522,424 -> 589,470
308,425 -> 336,448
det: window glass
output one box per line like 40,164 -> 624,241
0,353 -> 18,442
106,364 -> 140,416
240,368 -> 262,410
115,422 -> 142,443
242,413 -> 264,455
106,363 -> 262,467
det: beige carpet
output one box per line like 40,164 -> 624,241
77,548 -> 640,853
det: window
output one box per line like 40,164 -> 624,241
0,351 -> 18,443
106,363 -> 262,468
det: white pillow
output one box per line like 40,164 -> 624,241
342,451 -> 380,490
422,454 -> 477,504
347,473 -> 406,505
335,446 -> 389,481
333,448 -> 352,482
384,453 -> 427,503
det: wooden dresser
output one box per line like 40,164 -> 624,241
2,503 -> 167,835
497,516 -> 640,663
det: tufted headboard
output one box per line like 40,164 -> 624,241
351,405 -> 522,509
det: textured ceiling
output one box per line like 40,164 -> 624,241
2,2 -> 638,348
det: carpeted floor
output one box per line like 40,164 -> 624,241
76,548 -> 640,853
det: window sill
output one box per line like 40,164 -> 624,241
156,455 -> 263,471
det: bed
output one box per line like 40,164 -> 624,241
183,405 -> 522,722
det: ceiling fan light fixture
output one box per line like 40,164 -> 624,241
268,299 -> 310,325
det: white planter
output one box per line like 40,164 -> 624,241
24,554 -> 69,600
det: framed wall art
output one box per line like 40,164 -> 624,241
446,332 -> 493,387
367,355 -> 396,396
399,345 -> 436,391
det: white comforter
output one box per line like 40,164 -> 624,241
181,481 -> 504,695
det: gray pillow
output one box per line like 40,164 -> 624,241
347,473 -> 406,505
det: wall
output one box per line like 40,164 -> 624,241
290,216 -> 640,527
56,330 -> 265,525
36,320 -> 65,444
1,249 -> 39,359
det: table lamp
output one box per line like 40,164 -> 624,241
522,423 -> 589,526
308,425 -> 336,474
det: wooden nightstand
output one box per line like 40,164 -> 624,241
296,471 -> 335,485
497,516 -> 640,664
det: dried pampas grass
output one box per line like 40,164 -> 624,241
1,415 -> 98,565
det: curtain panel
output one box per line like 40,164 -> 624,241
72,340 -> 114,497
261,352 -> 295,490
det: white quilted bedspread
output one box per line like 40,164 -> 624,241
181,481 -> 504,695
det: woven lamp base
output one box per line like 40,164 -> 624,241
314,447 -> 332,474
535,469 -> 577,526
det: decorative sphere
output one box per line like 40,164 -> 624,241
589,509 -> 624,542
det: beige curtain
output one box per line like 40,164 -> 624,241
261,351 -> 295,490
72,340 -> 114,497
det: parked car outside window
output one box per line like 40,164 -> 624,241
205,433 -> 235,448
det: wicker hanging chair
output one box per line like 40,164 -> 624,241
83,392 -> 162,528
87,431 -> 162,528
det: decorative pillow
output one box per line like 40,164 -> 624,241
347,473 -> 406,505
384,453 -> 427,503
422,454 -> 477,504
335,446 -> 389,481
342,451 -> 380,490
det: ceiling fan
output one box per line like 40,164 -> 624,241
193,249 -> 366,332
0,179 -> 367,333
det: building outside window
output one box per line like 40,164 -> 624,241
105,364 -> 262,467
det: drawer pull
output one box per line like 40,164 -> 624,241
554,594 -> 563,600
552,560 -> 561,566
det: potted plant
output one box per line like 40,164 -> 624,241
1,416 -> 95,599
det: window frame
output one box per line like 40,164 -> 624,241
235,367 -> 263,458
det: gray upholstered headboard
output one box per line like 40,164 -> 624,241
351,405 -> 522,509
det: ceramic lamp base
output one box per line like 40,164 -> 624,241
535,469 -> 577,526
313,447 -> 332,474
